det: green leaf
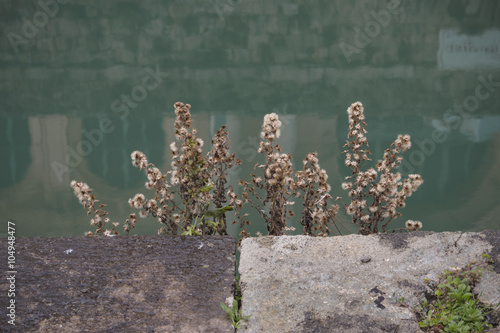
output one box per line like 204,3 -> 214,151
205,206 -> 234,217
220,302 -> 236,323
220,302 -> 230,314
199,184 -> 213,192
220,299 -> 251,329
182,226 -> 202,236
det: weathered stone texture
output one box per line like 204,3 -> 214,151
0,236 -> 235,332
239,231 -> 500,333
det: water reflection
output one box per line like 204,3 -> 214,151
0,117 -> 31,188
1,109 -> 499,236
84,115 -> 165,188
1,0 -> 499,236
438,29 -> 500,70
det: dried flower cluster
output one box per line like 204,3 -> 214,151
405,220 -> 423,231
342,102 -> 423,234
207,125 -> 242,234
128,149 -> 178,235
70,180 -> 119,236
128,102 -> 240,235
236,113 -> 297,236
294,152 -> 344,236
234,113 -> 344,238
72,100 -> 423,239
168,102 -> 213,233
71,102 -> 239,236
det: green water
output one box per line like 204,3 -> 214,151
1,0 -> 499,237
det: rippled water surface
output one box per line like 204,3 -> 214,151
1,1 -> 499,236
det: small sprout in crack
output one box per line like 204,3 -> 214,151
220,299 -> 252,329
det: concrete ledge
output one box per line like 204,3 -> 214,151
0,236 -> 235,333
239,231 -> 500,333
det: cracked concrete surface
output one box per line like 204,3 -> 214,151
0,236 -> 235,333
238,231 -> 500,333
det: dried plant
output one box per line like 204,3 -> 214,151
233,113 -> 346,238
235,113 -> 297,236
206,125 -> 242,235
294,152 -> 346,236
128,150 -> 178,235
167,101 -> 214,234
70,180 -> 120,236
71,102 -> 239,236
129,102 -> 241,235
405,220 -> 423,231
72,100 -> 423,239
341,102 -> 423,234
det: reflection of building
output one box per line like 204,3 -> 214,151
438,29 -> 500,70
84,115 -> 165,188
0,114 -> 167,235
425,133 -> 500,231
0,115 -> 68,190
429,115 -> 500,143
2,2 -> 500,118
0,115 -> 75,236
459,116 -> 500,143
1,110 -> 500,236
0,117 -> 31,188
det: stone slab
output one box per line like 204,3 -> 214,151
239,231 -> 500,333
0,236 -> 235,333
